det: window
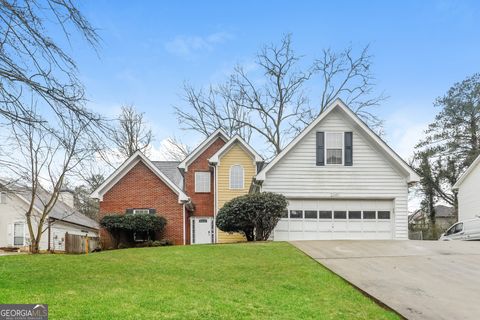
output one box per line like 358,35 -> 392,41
363,211 -> 376,219
0,192 -> 6,204
334,211 -> 347,219
348,211 -> 361,219
454,223 -> 463,234
195,171 -> 211,192
378,211 -> 391,219
325,132 -> 343,165
290,210 -> 303,219
134,232 -> 149,242
13,222 -> 24,246
305,210 -> 318,219
281,210 -> 288,218
133,209 -> 150,215
446,225 -> 455,236
229,165 -> 244,189
319,211 -> 332,219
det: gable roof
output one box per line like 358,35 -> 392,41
208,135 -> 263,164
9,185 -> 100,230
90,151 -> 189,203
453,153 -> 480,190
178,129 -> 229,171
256,98 -> 420,182
410,204 -> 455,222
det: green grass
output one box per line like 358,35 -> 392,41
0,242 -> 399,319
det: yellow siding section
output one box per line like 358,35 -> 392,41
217,143 -> 256,243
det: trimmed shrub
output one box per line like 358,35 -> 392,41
151,241 -> 162,247
216,192 -> 288,241
100,213 -> 167,248
117,242 -> 128,249
159,239 -> 173,246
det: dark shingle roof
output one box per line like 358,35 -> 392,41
151,161 -> 183,189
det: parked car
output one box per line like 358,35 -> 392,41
439,218 -> 480,241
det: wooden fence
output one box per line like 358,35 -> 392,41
65,233 -> 100,254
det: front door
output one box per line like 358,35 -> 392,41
191,217 -> 213,244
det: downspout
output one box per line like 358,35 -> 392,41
47,218 -> 51,252
209,162 -> 218,244
182,203 -> 186,245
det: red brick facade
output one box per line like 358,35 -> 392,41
98,136 -> 226,246
184,137 -> 226,217
99,161 -> 184,246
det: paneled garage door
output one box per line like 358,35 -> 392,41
273,199 -> 394,241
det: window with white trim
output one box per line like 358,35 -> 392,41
0,192 -> 6,204
325,132 -> 343,165
195,171 -> 211,192
133,209 -> 149,215
229,165 -> 244,189
13,222 -> 25,246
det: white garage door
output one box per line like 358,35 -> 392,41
274,199 -> 394,241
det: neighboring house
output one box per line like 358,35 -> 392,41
208,135 -> 263,243
453,153 -> 480,221
409,205 -> 456,231
92,98 -> 419,245
0,186 -> 99,252
254,99 -> 420,240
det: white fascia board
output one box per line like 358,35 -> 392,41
178,129 -> 229,171
256,98 -> 420,183
453,153 -> 480,190
208,135 -> 263,164
91,150 -> 189,203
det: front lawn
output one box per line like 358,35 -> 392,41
0,242 -> 398,319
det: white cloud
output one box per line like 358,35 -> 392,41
165,32 -> 233,58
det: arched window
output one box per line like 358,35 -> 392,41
229,165 -> 244,189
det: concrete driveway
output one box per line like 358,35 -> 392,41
291,240 -> 480,320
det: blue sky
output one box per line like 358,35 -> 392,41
71,0 -> 480,160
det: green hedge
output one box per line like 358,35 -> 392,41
100,213 -> 167,233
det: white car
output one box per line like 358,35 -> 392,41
439,218 -> 480,241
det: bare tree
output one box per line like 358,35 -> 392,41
308,45 -> 386,132
174,81 -> 252,141
162,136 -> 192,161
0,0 -> 102,129
175,34 -> 385,157
230,34 -> 311,155
4,107 -> 96,253
111,105 -> 153,159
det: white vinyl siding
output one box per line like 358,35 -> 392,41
262,109 -> 409,239
457,162 -> 480,221
325,132 -> 343,165
195,171 -> 211,193
229,165 -> 244,189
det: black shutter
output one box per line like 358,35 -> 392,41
344,132 -> 353,166
149,208 -> 156,215
316,132 -> 325,166
125,208 -> 133,214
